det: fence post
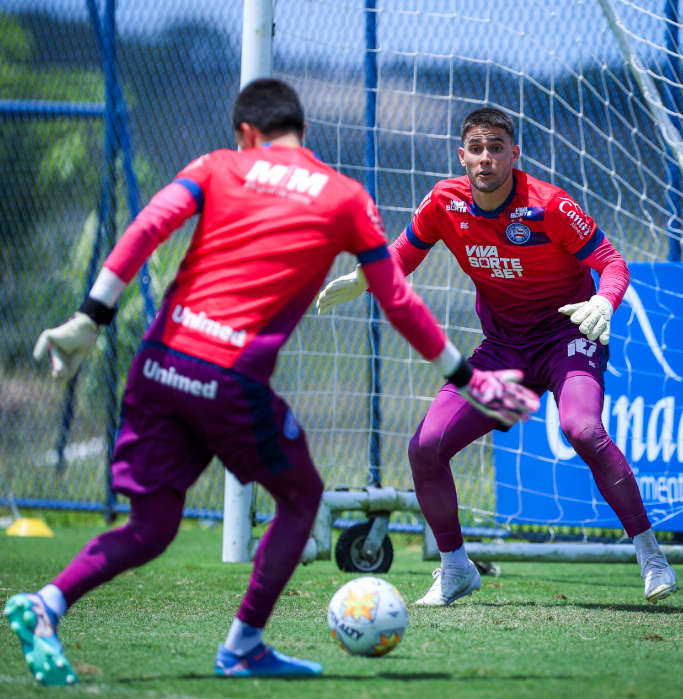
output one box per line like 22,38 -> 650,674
222,0 -> 274,564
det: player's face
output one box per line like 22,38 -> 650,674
458,127 -> 520,194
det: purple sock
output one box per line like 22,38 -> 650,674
52,488 -> 184,607
556,374 -> 651,537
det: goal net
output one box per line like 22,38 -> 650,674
267,0 -> 683,539
1,1 -> 682,543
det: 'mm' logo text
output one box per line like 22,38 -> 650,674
245,160 -> 329,198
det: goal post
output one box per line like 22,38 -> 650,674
227,0 -> 683,565
221,0 -> 274,564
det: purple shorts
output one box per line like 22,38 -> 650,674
111,343 -> 314,498
469,326 -> 609,397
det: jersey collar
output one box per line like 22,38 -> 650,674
469,172 -> 517,219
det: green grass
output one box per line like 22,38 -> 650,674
2,523 -> 683,699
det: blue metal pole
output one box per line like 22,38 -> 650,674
365,0 -> 381,486
86,0 -> 156,323
0,101 -> 105,118
102,0 -> 119,522
665,0 -> 682,262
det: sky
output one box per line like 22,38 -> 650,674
1,0 -> 678,79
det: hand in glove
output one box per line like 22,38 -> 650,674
316,265 -> 368,314
33,312 -> 99,381
558,294 -> 613,345
454,367 -> 540,427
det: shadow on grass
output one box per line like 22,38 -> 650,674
474,600 -> 682,614
498,571 -> 638,590
113,672 -> 578,683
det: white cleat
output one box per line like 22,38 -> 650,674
641,553 -> 677,605
414,563 -> 481,606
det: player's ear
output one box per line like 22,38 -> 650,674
511,143 -> 521,165
458,146 -> 465,167
236,122 -> 256,149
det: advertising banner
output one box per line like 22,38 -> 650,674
494,263 -> 683,531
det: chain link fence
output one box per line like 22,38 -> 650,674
1,1 -> 681,531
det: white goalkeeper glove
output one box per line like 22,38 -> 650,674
33,298 -> 116,381
558,294 -> 613,345
448,364 -> 540,427
316,265 -> 368,314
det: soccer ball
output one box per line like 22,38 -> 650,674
327,576 -> 408,656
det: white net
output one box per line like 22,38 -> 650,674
2,1 -> 682,536
268,0 -> 683,536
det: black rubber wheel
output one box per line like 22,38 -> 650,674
335,521 -> 394,573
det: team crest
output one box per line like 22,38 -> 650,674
505,222 -> 531,245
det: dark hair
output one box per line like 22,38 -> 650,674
461,107 -> 515,144
231,78 -> 305,138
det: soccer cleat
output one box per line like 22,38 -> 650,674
215,642 -> 323,677
414,563 -> 481,606
3,593 -> 77,686
640,554 -> 678,605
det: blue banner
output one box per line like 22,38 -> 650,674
494,263 -> 683,532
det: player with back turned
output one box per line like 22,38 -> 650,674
317,107 -> 678,607
4,81 -> 538,685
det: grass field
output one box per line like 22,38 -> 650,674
2,521 -> 683,699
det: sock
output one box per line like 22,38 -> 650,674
224,617 -> 263,657
633,528 -> 663,567
38,584 -> 67,623
440,544 -> 470,570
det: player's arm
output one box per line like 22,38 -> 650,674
315,191 -> 438,314
558,231 -> 629,345
549,192 -> 629,345
33,178 -> 204,380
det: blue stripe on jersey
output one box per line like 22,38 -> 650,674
406,223 -> 435,250
357,244 -> 390,265
574,227 -> 605,260
174,177 -> 204,211
524,206 -> 545,221
524,230 -> 552,246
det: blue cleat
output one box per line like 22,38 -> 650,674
215,642 -> 323,677
3,593 -> 77,686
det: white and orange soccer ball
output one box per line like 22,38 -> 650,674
327,577 -> 408,656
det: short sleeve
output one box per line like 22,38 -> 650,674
343,188 -> 388,258
546,191 -> 599,257
409,190 -> 441,248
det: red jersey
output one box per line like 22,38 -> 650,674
406,169 -> 604,342
138,145 -> 387,381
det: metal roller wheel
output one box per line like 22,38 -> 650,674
335,521 -> 394,574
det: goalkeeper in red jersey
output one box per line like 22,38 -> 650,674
317,106 -> 677,607
4,82 -> 538,685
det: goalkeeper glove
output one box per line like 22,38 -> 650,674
316,265 -> 368,314
33,298 -> 116,381
558,294 -> 613,345
447,362 -> 540,427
